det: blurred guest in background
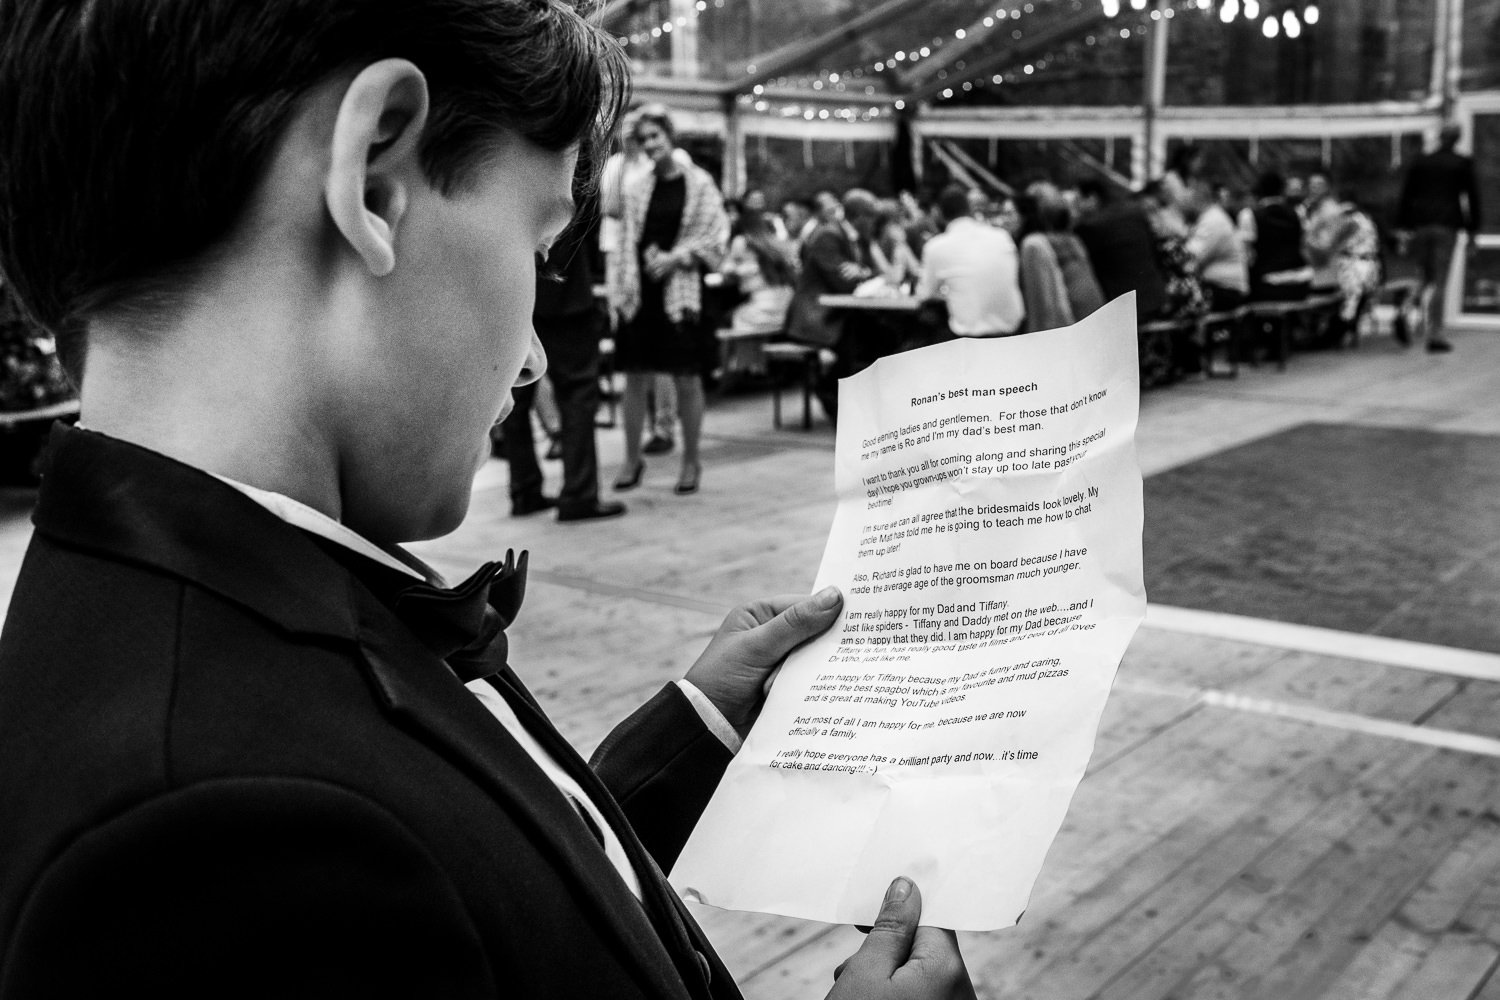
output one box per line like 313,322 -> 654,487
965,187 -> 991,220
1302,170 -> 1344,298
500,208 -> 626,522
916,183 -> 1025,338
742,188 -> 787,240
1017,184 -> 1104,332
787,188 -> 880,420
1142,182 -> 1207,298
1397,122 -> 1480,352
1332,197 -> 1383,342
600,110 -> 689,460
871,200 -> 923,291
1014,193 -> 1071,333
778,197 -> 812,252
610,107 -> 728,496
1074,178 -> 1168,321
992,195 -> 1024,240
1184,175 -> 1249,312
720,209 -> 797,336
1239,170 -> 1309,303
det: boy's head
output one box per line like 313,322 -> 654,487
0,0 -> 628,379
0,1 -> 628,542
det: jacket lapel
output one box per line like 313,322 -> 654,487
354,592 -> 705,1000
31,425 -> 359,642
487,667 -> 717,993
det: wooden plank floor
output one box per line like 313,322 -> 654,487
2,326 -> 1500,997
418,327 -> 1500,1000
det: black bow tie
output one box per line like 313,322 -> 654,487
391,549 -> 528,683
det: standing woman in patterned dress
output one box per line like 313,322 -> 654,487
609,106 -> 728,496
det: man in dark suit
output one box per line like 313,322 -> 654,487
1397,122 -> 1481,352
0,3 -> 978,998
498,204 -> 626,522
787,189 -> 885,421
1073,178 -> 1169,322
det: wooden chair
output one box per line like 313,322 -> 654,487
1378,278 -> 1424,345
714,327 -> 773,391
1138,317 -> 1195,387
1197,308 -> 1244,378
1297,292 -> 1348,350
761,342 -> 820,430
1241,300 -> 1303,370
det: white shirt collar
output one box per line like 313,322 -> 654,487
212,475 -> 430,582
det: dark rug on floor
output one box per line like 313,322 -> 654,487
1144,422 -> 1500,653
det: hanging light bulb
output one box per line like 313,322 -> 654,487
1101,0 -> 1119,15
1130,0 -> 1146,9
1220,0 -> 1238,24
1243,0 -> 1259,18
1261,13 -> 1277,36
1303,3 -> 1319,24
1282,9 -> 1300,36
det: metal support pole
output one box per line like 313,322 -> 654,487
721,96 -> 746,196
1444,0 -> 1465,120
1136,3 -> 1169,186
669,0 -> 698,78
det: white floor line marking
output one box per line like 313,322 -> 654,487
1115,679 -> 1500,759
1144,604 -> 1500,683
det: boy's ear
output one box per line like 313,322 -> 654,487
326,59 -> 430,277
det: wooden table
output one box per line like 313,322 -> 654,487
816,293 -> 946,372
816,293 -> 921,312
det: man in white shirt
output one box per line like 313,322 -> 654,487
916,184 -> 1026,337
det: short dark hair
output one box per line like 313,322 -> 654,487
0,0 -> 629,375
1075,178 -> 1112,204
842,188 -> 879,223
1253,170 -> 1287,199
873,200 -> 904,232
936,184 -> 971,222
1012,194 -> 1043,237
1166,143 -> 1201,181
1136,179 -> 1166,203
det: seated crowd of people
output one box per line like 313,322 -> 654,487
691,154 -> 1387,416
513,105 -> 1402,512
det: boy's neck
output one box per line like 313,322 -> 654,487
79,283 -> 344,524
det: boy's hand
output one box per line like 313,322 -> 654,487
683,588 -> 842,735
828,878 -> 978,1000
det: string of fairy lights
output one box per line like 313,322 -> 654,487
615,0 -> 726,50
732,0 -> 1079,122
621,0 -> 1325,122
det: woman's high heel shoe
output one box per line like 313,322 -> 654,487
673,461 -> 700,496
613,459 -> 644,491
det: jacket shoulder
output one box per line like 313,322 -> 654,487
3,777 -> 494,998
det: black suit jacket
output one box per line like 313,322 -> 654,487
537,203 -> 601,323
787,220 -> 868,347
1398,148 -> 1481,233
0,426 -> 738,998
1075,201 -> 1168,319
